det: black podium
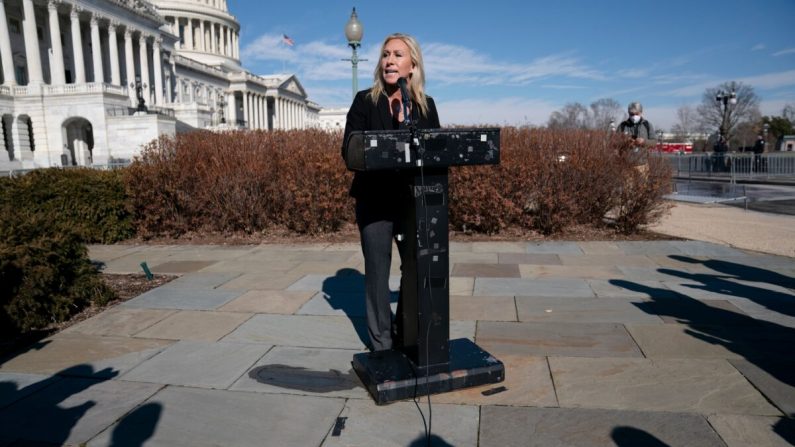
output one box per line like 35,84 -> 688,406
345,128 -> 505,405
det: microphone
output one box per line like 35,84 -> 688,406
397,77 -> 411,125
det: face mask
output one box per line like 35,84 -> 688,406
630,115 -> 641,124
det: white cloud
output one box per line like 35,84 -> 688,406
752,44 -> 766,51
773,48 -> 795,57
667,70 -> 795,97
436,97 -> 559,126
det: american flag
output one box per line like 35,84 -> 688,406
282,34 -> 295,47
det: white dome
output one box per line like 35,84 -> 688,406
149,0 -> 241,69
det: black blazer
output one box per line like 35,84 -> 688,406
342,88 -> 441,200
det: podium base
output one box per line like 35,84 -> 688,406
351,338 -> 504,405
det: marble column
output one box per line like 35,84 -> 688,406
138,35 -> 150,104
210,22 -> 216,54
262,96 -> 269,130
107,21 -> 120,85
153,38 -> 163,105
21,0 -> 44,84
47,0 -> 65,85
124,28 -> 135,103
0,0 -> 16,85
242,91 -> 249,127
227,92 -> 236,124
89,14 -> 103,83
199,20 -> 205,51
70,7 -> 85,83
184,18 -> 193,50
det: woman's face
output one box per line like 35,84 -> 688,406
381,39 -> 413,86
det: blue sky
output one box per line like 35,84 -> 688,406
233,0 -> 795,129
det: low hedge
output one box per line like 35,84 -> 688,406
126,127 -> 672,238
0,208 -> 116,336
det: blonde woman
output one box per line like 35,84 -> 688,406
342,33 -> 440,351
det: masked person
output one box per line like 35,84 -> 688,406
618,102 -> 656,166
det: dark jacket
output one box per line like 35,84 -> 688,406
618,117 -> 656,145
342,88 -> 441,200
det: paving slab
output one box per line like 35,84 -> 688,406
646,255 -> 720,273
218,289 -> 316,314
149,260 -> 218,274
497,253 -> 561,265
88,244 -> 143,263
158,246 -> 256,261
133,310 -> 252,342
0,377 -> 161,446
475,321 -> 642,357
61,307 -> 177,337
87,386 -> 345,447
122,286 -> 243,310
729,358 -> 795,416
199,258 -> 302,274
297,291 -> 398,318
0,372 -> 58,409
471,241 -> 528,253
432,355 -> 556,407
121,340 -> 270,389
474,278 -> 594,297
322,398 -> 479,447
243,249 -> 357,263
450,277 -> 474,295
0,333 -> 171,377
216,271 -> 305,290
479,406 -> 725,447
222,314 -> 367,350
549,356 -> 781,415
519,264 -> 621,279
230,346 -> 369,399
451,320 -> 477,341
525,241 -> 583,254
286,274 -> 400,293
576,241 -> 623,254
708,414 -> 795,447
452,263 -> 520,278
626,323 -> 794,359
636,297 -> 758,326
616,266 -> 699,281
515,297 -> 663,324
450,295 -> 517,321
670,241 -> 750,257
286,261 -> 365,276
727,298 -> 795,328
158,272 -> 240,289
559,254 -> 658,267
589,279 -> 670,298
615,240 -> 685,255
449,252 -> 499,264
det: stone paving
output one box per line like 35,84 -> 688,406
0,240 -> 794,446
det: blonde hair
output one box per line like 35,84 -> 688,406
369,33 -> 429,118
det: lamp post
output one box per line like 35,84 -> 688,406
715,90 -> 737,151
342,7 -> 367,100
763,122 -> 769,152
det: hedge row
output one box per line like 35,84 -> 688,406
127,127 -> 672,237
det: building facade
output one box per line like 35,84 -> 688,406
0,0 -> 319,170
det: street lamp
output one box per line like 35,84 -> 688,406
763,122 -> 769,152
715,89 -> 737,151
342,7 -> 367,100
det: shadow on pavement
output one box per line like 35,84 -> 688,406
611,426 -> 671,447
0,364 -> 157,445
247,364 -> 358,393
322,268 -> 398,351
408,433 -> 455,446
108,401 -> 163,447
610,256 -> 795,444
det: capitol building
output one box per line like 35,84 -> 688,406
0,0 -> 340,170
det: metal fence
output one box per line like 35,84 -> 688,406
658,152 -> 795,183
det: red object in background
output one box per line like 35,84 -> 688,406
653,142 -> 693,154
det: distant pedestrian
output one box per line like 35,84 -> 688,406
618,102 -> 656,167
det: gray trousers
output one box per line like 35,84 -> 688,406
356,199 -> 406,351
